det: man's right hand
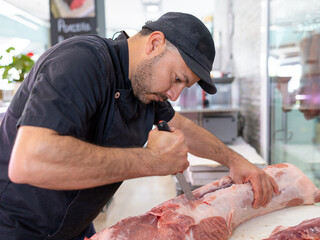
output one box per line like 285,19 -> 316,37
145,127 -> 189,176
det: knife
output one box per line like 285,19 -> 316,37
157,120 -> 195,201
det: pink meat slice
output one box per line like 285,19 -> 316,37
86,163 -> 320,240
263,217 -> 320,240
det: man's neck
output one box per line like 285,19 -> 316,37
127,34 -> 148,81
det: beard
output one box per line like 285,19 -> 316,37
131,50 -> 168,104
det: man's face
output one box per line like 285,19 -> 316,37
131,47 -> 200,104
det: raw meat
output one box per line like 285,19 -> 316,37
263,217 -> 320,240
86,163 -> 320,240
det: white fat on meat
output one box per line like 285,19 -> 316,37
86,163 -> 320,240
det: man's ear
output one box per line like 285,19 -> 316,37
145,31 -> 166,56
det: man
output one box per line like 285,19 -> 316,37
0,12 -> 278,239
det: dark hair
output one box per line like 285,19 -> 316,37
138,27 -> 154,36
138,27 -> 177,53
138,27 -> 177,52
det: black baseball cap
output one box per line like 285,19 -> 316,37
142,12 -> 217,94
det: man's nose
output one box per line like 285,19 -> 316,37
167,84 -> 185,101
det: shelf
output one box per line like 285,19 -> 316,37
174,104 -> 240,114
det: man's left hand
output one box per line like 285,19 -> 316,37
229,161 -> 279,208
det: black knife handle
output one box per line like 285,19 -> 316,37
157,120 -> 170,132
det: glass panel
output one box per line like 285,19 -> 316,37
269,0 -> 320,186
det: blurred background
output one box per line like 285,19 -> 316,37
0,0 -> 319,230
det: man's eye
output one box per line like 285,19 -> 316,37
176,78 -> 181,83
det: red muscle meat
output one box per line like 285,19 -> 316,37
263,217 -> 320,240
86,163 -> 320,240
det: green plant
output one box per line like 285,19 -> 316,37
0,47 -> 35,83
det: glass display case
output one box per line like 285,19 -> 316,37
268,0 -> 320,186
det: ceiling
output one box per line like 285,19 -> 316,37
3,0 -> 319,34
4,0 -> 49,22
3,0 -> 215,33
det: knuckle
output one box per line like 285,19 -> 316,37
183,145 -> 189,153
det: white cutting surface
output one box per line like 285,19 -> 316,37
229,205 -> 320,240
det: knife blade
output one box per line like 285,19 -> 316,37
157,120 -> 195,201
175,172 -> 195,201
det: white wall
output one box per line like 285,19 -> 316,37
213,0 -> 268,157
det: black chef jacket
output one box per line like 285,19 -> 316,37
0,32 -> 175,240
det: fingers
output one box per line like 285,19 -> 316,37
175,139 -> 189,172
251,175 -> 262,209
270,175 -> 280,195
261,174 -> 280,207
169,126 -> 176,132
260,175 -> 273,207
148,128 -> 185,152
182,159 -> 190,171
231,163 -> 280,209
147,128 -> 189,175
251,172 -> 279,208
174,160 -> 190,175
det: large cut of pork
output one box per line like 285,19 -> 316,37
86,163 -> 320,240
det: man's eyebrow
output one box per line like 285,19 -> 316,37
183,74 -> 190,86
